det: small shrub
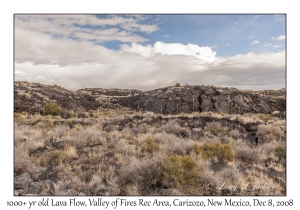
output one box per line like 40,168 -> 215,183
49,150 -> 66,165
63,145 -> 78,160
68,110 -> 76,118
229,129 -> 240,140
74,123 -> 83,131
199,142 -> 234,162
144,137 -> 159,154
234,144 -> 260,163
257,113 -> 272,124
174,82 -> 181,87
44,118 -> 54,128
40,157 -> 48,167
204,122 -> 228,136
275,144 -> 286,161
154,155 -> 200,188
44,102 -> 62,116
190,143 -> 201,155
257,124 -> 284,142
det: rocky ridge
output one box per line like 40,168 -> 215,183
14,81 -> 286,117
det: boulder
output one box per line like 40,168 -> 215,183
14,173 -> 32,194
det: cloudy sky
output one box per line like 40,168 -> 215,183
14,14 -> 286,90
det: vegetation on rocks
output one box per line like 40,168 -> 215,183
14,82 -> 286,196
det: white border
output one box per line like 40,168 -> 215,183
2,0 -> 298,209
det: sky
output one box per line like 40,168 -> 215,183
14,14 -> 286,90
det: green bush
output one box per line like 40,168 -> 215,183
199,142 -> 234,162
44,102 -> 62,116
154,155 -> 200,188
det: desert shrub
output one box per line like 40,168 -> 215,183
153,132 -> 188,155
257,113 -> 273,124
216,165 -> 241,183
153,155 -> 201,188
14,146 -> 39,176
74,123 -> 83,131
198,142 -> 234,162
257,124 -> 284,142
190,143 -> 202,155
44,102 -> 62,116
275,144 -> 286,161
233,140 -> 261,163
44,117 -> 54,128
63,145 -> 78,160
138,124 -> 152,134
68,110 -> 76,118
49,150 -> 66,165
160,120 -> 182,134
204,122 -> 228,136
14,112 -> 23,118
21,111 -> 28,116
174,82 -> 181,87
229,129 -> 241,139
88,175 -> 105,195
144,137 -> 159,154
40,157 -> 48,167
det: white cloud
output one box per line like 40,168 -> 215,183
15,49 -> 285,91
273,45 -> 282,48
211,46 -> 218,49
260,43 -> 273,47
234,22 -> 238,25
234,30 -> 241,33
225,44 -> 231,46
14,15 -> 285,91
162,34 -> 170,38
251,40 -> 260,45
15,70 -> 25,75
15,15 -> 159,44
272,35 -> 286,40
249,36 -> 255,39
254,15 -> 261,19
120,41 -> 217,62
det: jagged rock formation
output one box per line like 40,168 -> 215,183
14,81 -> 286,117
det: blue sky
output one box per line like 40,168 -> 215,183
14,14 -> 286,90
99,14 -> 286,57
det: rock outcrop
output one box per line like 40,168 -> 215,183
14,81 -> 286,117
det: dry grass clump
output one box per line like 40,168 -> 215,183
204,122 -> 228,136
63,145 -> 78,160
233,140 -> 262,164
153,132 -> 194,156
229,129 -> 241,139
257,113 -> 273,124
257,124 -> 284,142
159,120 -> 182,134
49,150 -> 66,165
